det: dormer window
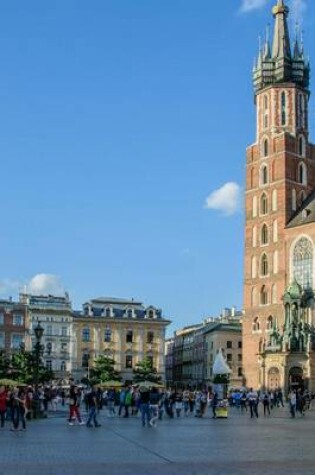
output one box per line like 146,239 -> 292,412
105,307 -> 111,318
148,309 -> 154,319
126,308 -> 133,318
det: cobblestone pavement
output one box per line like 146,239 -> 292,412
1,406 -> 315,475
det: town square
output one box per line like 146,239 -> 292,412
1,0 -> 315,473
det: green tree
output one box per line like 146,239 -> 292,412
132,357 -> 162,384
89,356 -> 121,385
10,350 -> 54,385
0,350 -> 10,379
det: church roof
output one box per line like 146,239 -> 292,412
286,189 -> 315,228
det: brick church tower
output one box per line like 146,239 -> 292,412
243,0 -> 315,390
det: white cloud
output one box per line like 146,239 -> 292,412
27,273 -> 64,296
204,182 -> 242,216
240,0 -> 269,13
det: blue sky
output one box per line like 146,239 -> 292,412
0,0 -> 314,333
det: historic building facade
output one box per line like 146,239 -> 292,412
243,0 -> 315,392
20,293 -> 73,378
0,299 -> 29,354
72,297 -> 170,383
165,308 -> 242,389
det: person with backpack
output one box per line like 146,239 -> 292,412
262,392 -> 271,416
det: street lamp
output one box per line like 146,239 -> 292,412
33,321 -> 44,418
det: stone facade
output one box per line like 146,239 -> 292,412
72,297 -> 170,384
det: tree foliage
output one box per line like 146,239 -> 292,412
0,349 -> 54,384
89,356 -> 121,385
132,357 -> 162,383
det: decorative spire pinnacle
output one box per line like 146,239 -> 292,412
272,0 -> 291,60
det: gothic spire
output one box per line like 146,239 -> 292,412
271,0 -> 291,60
253,0 -> 310,93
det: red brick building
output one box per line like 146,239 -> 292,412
243,0 -> 315,393
0,299 -> 29,354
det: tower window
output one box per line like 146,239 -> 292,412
260,165 -> 268,185
263,139 -> 269,157
298,162 -> 307,185
281,92 -> 286,126
261,253 -> 269,276
261,224 -> 268,245
292,189 -> 297,211
299,136 -> 305,157
267,315 -> 273,331
253,317 -> 260,332
264,95 -> 268,110
272,190 -> 277,211
260,286 -> 268,305
260,193 -> 268,215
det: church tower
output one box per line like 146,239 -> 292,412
243,0 -> 315,389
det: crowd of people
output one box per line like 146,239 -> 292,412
0,383 -> 314,433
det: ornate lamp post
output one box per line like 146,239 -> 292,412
33,322 -> 44,418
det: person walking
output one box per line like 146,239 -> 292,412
0,386 -> 8,429
68,385 -> 84,426
262,392 -> 270,416
139,387 -> 151,427
247,388 -> 259,418
149,387 -> 160,427
288,390 -> 296,418
86,386 -> 101,428
211,391 -> 218,419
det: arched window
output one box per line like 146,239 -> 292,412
267,315 -> 273,331
273,250 -> 278,274
261,253 -> 269,276
251,256 -> 257,278
253,317 -> 260,332
260,286 -> 268,305
273,220 -> 278,242
292,189 -> 297,211
272,190 -> 277,211
253,196 -> 257,218
299,136 -> 305,157
251,287 -> 257,306
263,139 -> 269,157
105,307 -> 111,318
292,237 -> 313,289
281,91 -> 286,125
298,162 -> 307,185
127,308 -> 133,318
261,224 -> 268,245
260,193 -> 268,215
260,165 -> 268,185
252,226 -> 257,247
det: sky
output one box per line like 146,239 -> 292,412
0,0 -> 314,334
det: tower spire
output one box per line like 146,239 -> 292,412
271,0 -> 291,60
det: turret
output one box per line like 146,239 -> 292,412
253,0 -> 310,94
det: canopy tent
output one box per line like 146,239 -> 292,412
213,349 -> 232,375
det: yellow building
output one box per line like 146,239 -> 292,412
72,297 -> 171,384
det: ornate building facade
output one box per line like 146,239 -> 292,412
20,293 -> 73,378
72,297 -> 170,383
243,0 -> 315,392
